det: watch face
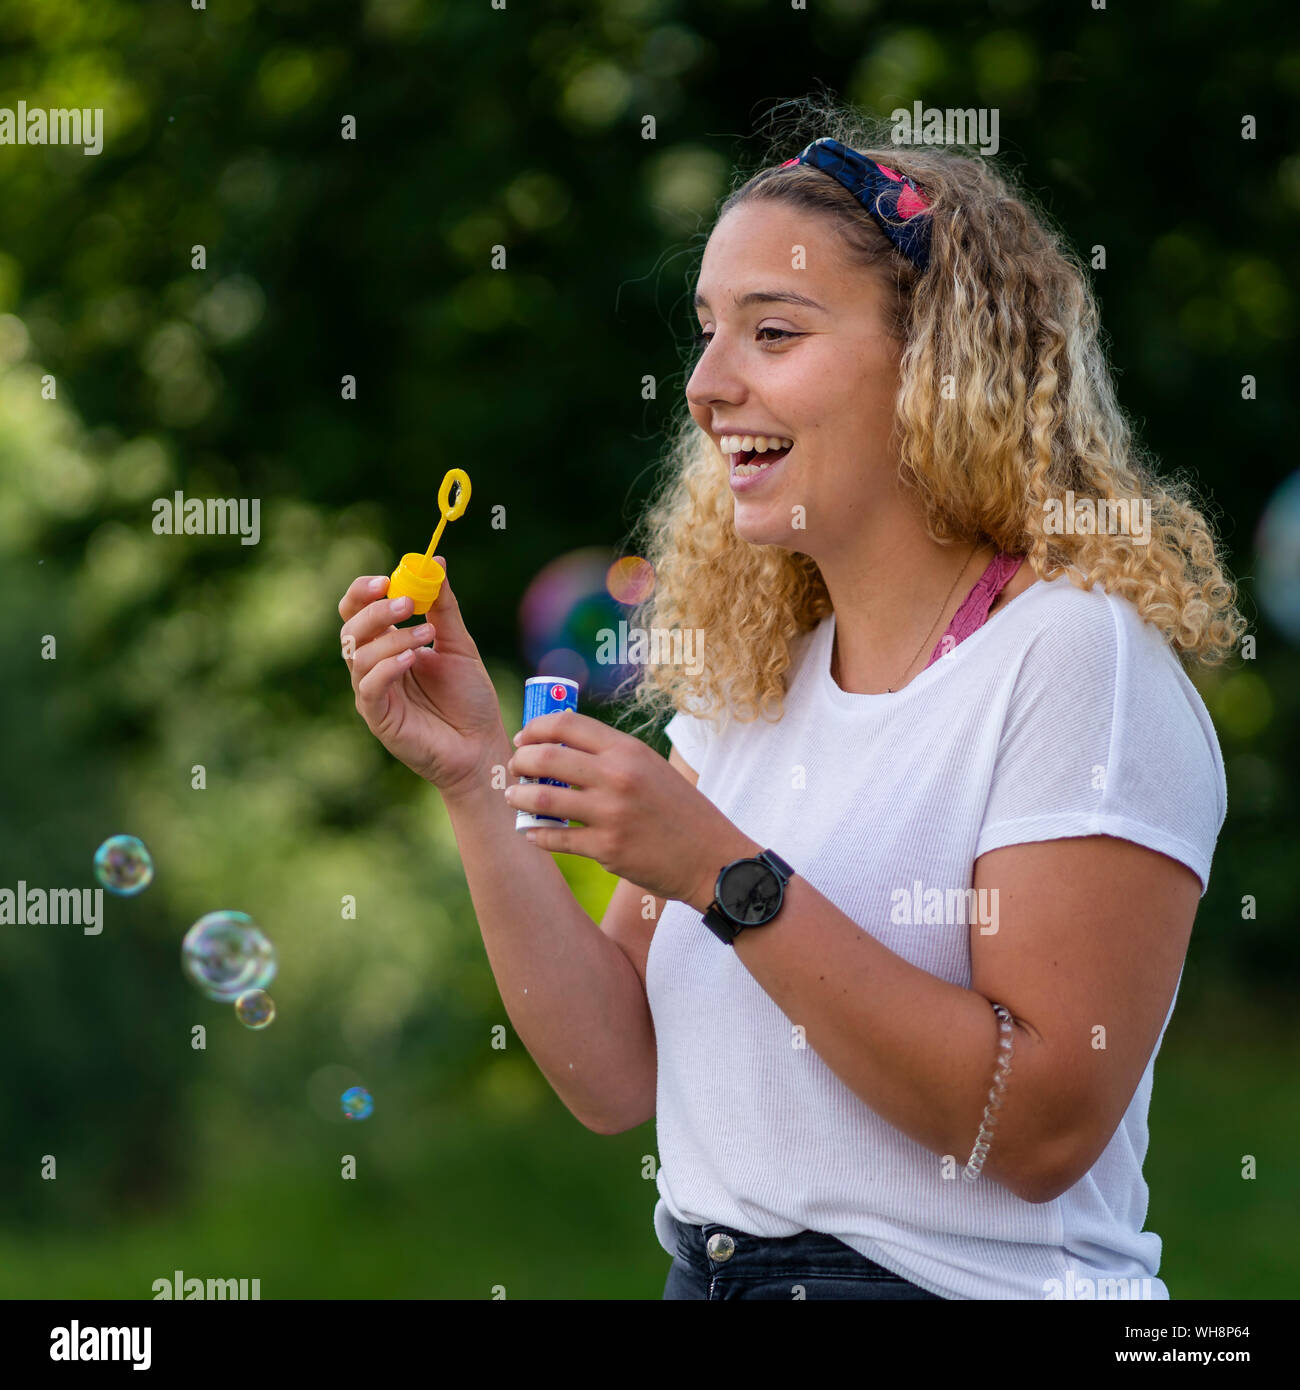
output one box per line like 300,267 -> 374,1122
719,859 -> 782,924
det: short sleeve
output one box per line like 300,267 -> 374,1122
665,705 -> 717,777
974,589 -> 1226,896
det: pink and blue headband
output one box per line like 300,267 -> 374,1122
780,137 -> 933,271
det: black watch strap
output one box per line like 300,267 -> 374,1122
702,849 -> 794,945
760,849 -> 794,882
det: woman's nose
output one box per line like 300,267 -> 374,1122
686,336 -> 744,411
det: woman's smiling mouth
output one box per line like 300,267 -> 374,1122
719,432 -> 793,488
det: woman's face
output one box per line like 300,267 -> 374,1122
687,200 -> 904,558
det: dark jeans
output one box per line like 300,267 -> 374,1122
662,1215 -> 945,1300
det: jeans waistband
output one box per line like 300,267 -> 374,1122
669,1213 -> 917,1281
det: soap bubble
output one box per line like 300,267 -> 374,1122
94,835 -> 154,896
519,548 -> 637,700
341,1086 -> 373,1120
181,911 -> 277,1001
1256,470 -> 1300,644
606,555 -> 656,605
234,988 -> 275,1029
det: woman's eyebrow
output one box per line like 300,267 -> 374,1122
693,289 -> 828,313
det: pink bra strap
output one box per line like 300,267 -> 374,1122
923,553 -> 1024,670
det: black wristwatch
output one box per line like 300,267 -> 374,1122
702,849 -> 795,945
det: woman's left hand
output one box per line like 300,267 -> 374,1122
505,711 -> 757,909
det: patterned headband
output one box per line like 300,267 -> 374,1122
779,136 -> 933,271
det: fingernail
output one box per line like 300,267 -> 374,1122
512,731 -> 522,746
369,576 -> 388,592
397,649 -> 414,665
390,596 -> 411,616
524,831 -> 538,844
411,624 -> 433,640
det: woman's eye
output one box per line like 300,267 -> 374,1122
691,328 -> 797,352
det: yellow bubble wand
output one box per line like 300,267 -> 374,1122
387,468 -> 472,615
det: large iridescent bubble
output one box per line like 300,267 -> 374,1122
519,548 -> 653,700
1257,470 -> 1300,644
181,911 -> 277,1001
94,835 -> 154,896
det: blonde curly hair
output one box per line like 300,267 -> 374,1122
622,97 -> 1247,734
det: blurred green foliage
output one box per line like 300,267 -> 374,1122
0,0 -> 1295,1296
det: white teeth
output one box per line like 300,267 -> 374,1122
719,434 -> 794,454
734,459 -> 776,476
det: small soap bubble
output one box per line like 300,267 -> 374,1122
341,1086 -> 373,1120
182,910 -> 277,1001
234,988 -> 275,1029
94,835 -> 154,896
1257,470 -> 1300,644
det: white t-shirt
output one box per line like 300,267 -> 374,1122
649,570 -> 1226,1299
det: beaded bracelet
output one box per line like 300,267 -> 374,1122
962,1002 -> 1015,1181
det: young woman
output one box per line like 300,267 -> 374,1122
338,107 -> 1245,1300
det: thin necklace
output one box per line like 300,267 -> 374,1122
834,542 -> 982,693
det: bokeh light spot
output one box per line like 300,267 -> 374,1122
606,554 -> 656,605
520,548 -> 638,700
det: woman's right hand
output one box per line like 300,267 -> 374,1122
338,560 -> 507,797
